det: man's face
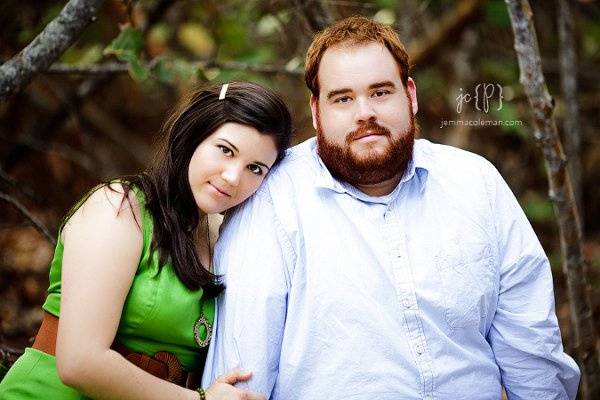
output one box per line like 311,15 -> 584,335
310,42 -> 418,188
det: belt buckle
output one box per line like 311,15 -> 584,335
153,351 -> 183,384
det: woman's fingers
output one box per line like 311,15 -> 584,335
243,390 -> 266,400
216,369 -> 253,384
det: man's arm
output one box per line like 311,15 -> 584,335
485,164 -> 580,399
203,187 -> 293,397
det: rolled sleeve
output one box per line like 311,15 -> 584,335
485,165 -> 580,399
202,187 -> 293,396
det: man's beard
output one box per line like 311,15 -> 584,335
316,104 -> 416,187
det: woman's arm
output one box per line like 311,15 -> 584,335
55,186 -> 263,400
56,186 -> 195,399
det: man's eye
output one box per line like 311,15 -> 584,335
334,96 -> 352,104
217,145 -> 233,156
248,164 -> 264,176
373,90 -> 390,97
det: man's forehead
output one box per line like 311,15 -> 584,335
318,42 -> 402,94
318,42 -> 401,91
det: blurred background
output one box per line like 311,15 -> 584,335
0,0 -> 599,379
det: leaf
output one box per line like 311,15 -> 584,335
257,15 -> 282,37
484,0 -> 511,28
104,27 -> 144,59
373,9 -> 396,26
128,57 -> 149,81
522,196 -> 554,223
375,0 -> 399,9
104,27 -> 148,81
177,23 -> 215,58
153,56 -> 198,84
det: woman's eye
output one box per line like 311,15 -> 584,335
248,164 -> 263,176
217,145 -> 233,156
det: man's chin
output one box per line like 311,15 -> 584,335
349,143 -> 388,160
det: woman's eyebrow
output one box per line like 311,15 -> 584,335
217,138 -> 239,152
254,161 -> 270,171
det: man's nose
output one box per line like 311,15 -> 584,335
354,97 -> 376,124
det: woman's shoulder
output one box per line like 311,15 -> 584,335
61,183 -> 144,244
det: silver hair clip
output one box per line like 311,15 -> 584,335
218,83 -> 229,100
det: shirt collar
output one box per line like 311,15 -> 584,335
312,137 -> 430,204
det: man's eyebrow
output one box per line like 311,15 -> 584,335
369,81 -> 396,90
217,138 -> 239,153
326,81 -> 397,100
326,88 -> 352,100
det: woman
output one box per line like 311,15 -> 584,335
0,82 -> 293,400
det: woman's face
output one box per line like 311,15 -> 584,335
188,122 -> 278,214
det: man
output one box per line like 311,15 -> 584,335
203,16 -> 580,399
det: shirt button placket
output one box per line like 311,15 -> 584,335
386,209 -> 436,400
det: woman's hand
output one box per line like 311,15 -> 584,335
204,369 -> 266,400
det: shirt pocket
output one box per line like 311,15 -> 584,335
434,240 -> 496,329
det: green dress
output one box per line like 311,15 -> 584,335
0,189 -> 215,399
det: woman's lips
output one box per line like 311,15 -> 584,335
209,182 -> 231,197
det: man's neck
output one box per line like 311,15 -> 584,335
354,173 -> 403,197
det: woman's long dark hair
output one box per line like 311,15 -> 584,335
127,82 -> 292,298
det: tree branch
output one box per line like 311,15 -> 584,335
2,79 -> 103,172
0,0 -> 106,100
0,193 -> 56,246
44,59 -> 303,77
289,0 -> 334,33
408,0 -> 483,67
505,1 -> 599,399
557,0 -> 583,227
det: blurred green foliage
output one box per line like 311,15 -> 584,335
104,27 -> 148,80
523,196 -> 555,223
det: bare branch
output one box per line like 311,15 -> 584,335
289,0 -> 334,33
505,1 -> 600,399
408,0 -> 483,67
44,59 -> 304,77
1,343 -> 24,372
0,0 -> 106,100
557,0 -> 583,226
0,193 -> 56,246
2,79 -> 103,172
0,165 -> 39,203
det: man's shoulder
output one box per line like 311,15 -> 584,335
416,139 -> 497,180
417,139 -> 493,168
261,137 -> 319,190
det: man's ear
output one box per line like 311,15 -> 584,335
310,95 -> 319,131
406,77 -> 418,115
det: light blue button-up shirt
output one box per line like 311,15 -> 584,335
202,138 -> 580,399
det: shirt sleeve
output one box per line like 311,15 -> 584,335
201,186 -> 294,397
484,164 -> 580,399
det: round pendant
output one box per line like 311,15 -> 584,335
193,315 -> 212,348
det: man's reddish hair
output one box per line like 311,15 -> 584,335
305,16 -> 410,97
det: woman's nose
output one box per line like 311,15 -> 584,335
221,165 -> 242,187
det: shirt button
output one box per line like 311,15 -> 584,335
416,344 -> 424,355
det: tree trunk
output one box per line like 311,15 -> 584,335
557,0 -> 583,228
504,1 -> 599,399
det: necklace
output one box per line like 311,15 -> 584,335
193,300 -> 213,348
193,215 -> 213,348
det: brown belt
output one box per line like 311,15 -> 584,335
32,311 -> 188,387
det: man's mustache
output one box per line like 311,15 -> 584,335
346,120 -> 391,142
